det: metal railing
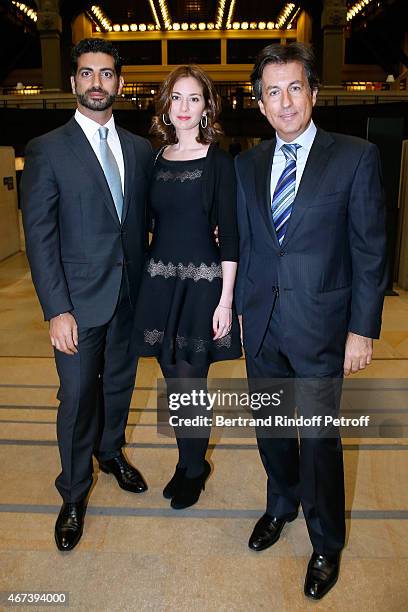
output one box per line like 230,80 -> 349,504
1,85 -> 407,110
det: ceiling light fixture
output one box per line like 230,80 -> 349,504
88,5 -> 112,32
157,0 -> 171,29
275,2 -> 297,30
347,0 -> 373,21
225,0 -> 236,30
215,0 -> 227,29
12,1 -> 37,22
148,0 -> 162,29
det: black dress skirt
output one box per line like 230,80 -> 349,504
133,153 -> 242,366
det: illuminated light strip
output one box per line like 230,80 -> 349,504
11,1 -> 37,22
105,20 -> 289,32
148,0 -> 162,29
112,23 -> 158,32
347,0 -> 373,21
275,2 -> 297,30
287,7 -> 301,29
225,0 -> 236,29
102,20 -> 283,34
14,84 -> 41,95
104,5 -> 302,35
108,20 -> 279,32
89,5 -> 112,32
225,21 -> 275,30
172,22 -> 215,31
215,0 -> 227,29
158,0 -> 171,29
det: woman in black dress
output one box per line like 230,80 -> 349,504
133,65 -> 241,508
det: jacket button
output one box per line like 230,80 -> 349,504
279,250 -> 285,256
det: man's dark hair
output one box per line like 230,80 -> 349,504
71,38 -> 122,77
251,42 -> 320,101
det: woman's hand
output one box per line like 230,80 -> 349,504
213,304 -> 232,340
214,262 -> 237,340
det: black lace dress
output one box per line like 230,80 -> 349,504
133,152 -> 242,366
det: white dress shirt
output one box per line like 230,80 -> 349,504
74,109 -> 125,194
270,119 -> 317,202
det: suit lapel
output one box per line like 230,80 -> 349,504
63,117 -> 120,226
254,139 -> 279,246
281,128 -> 335,247
117,127 -> 133,225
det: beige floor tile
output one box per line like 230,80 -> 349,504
0,513 -> 111,553
0,551 -> 407,611
1,444 -> 408,514
1,255 -> 408,610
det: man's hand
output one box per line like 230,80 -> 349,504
49,312 -> 78,355
343,332 -> 373,376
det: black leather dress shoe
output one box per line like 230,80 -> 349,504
99,450 -> 148,493
55,501 -> 86,552
248,513 -> 297,551
163,466 -> 187,499
170,460 -> 211,509
304,552 -> 341,600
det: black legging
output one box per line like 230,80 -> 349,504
160,360 -> 211,478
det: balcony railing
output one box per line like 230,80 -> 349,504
1,85 -> 407,110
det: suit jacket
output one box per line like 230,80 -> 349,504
21,116 -> 152,327
235,128 -> 387,363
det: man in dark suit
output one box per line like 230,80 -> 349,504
235,43 -> 387,599
21,38 -> 152,551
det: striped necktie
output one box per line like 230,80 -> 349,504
98,126 -> 123,222
271,143 -> 300,245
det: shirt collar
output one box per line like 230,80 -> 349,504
276,119 -> 317,153
74,109 -> 117,140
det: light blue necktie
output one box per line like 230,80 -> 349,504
98,126 -> 123,221
271,143 -> 300,245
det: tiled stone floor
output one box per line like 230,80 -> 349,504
0,252 -> 407,611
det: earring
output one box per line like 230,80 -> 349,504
162,113 -> 172,126
200,114 -> 208,129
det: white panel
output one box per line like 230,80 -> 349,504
0,147 -> 20,261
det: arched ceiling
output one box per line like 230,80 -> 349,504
1,0 -> 407,82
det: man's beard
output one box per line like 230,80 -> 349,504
76,87 -> 117,111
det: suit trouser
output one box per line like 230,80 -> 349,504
245,296 -> 345,555
54,277 -> 138,502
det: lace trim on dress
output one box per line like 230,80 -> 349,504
147,259 -> 222,282
144,329 -> 164,345
156,168 -> 203,182
143,329 -> 232,351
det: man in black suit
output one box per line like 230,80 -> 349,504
235,43 -> 387,599
21,39 -> 152,551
